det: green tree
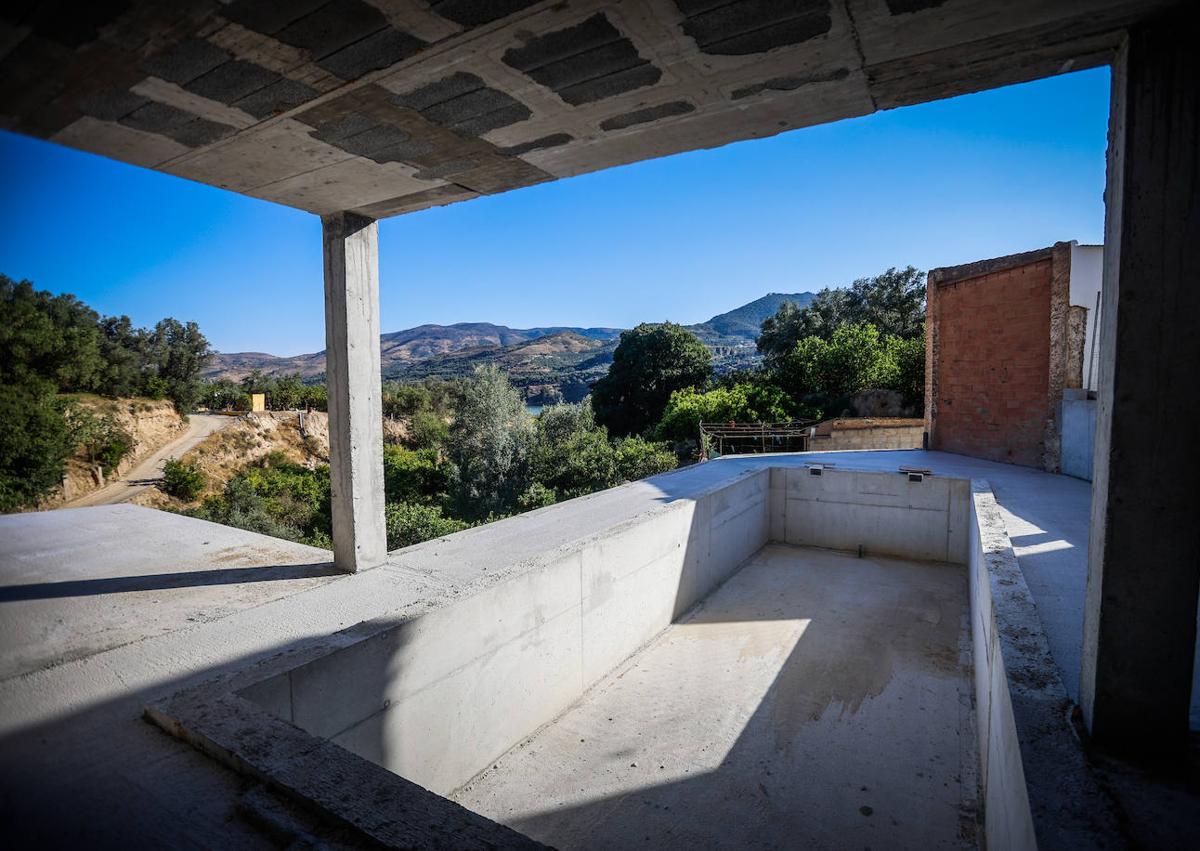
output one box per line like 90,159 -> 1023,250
407,410 -> 449,450
96,315 -> 149,397
530,403 -> 618,500
758,291 -> 851,364
0,276 -> 105,391
445,365 -> 533,520
884,332 -> 926,407
161,458 -> 205,501
758,267 -> 925,365
591,322 -> 712,437
64,403 -> 133,475
201,379 -> 248,411
775,323 -> 902,416
528,402 -> 678,502
299,383 -> 328,411
0,379 -> 73,512
844,266 -> 926,340
269,373 -> 305,410
146,318 -> 212,413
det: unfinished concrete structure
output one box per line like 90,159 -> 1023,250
1,1 -> 1198,848
924,242 -> 1102,473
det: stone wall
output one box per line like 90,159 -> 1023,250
808,418 -> 924,451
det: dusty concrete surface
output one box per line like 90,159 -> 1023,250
0,449 -> 1187,848
454,545 -> 978,850
0,505 -> 336,680
65,412 -> 235,507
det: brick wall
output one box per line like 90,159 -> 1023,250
929,258 -> 1053,467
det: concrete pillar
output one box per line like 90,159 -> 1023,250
322,212 -> 387,572
1079,15 -> 1200,761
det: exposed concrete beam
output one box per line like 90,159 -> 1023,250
1080,12 -> 1200,760
322,211 -> 386,573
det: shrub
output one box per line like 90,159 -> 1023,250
385,502 -> 468,550
160,458 -> 204,501
93,433 -> 133,475
407,410 -> 449,450
0,379 -> 73,512
654,382 -> 791,443
614,436 -> 677,481
382,445 -> 447,505
65,403 -> 134,475
517,482 -> 557,511
184,455 -> 331,544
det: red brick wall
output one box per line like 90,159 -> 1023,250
931,259 -> 1051,467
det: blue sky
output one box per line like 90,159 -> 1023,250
0,67 -> 1110,356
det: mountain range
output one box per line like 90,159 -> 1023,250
203,292 -> 816,403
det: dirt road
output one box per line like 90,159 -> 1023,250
65,414 -> 235,508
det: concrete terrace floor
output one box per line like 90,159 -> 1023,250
455,545 -> 978,850
2,449 -> 1192,848
0,505 -> 338,680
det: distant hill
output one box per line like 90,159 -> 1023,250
386,331 -> 616,404
688,292 -> 816,342
202,291 -> 818,400
204,322 -> 623,383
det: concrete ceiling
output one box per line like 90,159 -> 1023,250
0,0 -> 1174,219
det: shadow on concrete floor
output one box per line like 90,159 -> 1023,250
0,562 -> 341,602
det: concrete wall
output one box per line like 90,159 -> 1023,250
1060,391 -> 1097,481
241,465 -> 973,795
771,467 -> 970,564
808,419 -> 924,451
1069,243 -> 1103,391
968,483 -> 1039,851
231,462 -> 1078,845
241,469 -> 771,795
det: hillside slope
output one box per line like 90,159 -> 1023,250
206,322 -> 623,382
203,291 -> 819,398
688,292 -> 816,341
390,331 -> 615,404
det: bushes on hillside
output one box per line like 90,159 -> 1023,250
385,502 -> 468,550
528,401 -> 677,502
161,458 -> 205,501
655,383 -> 793,443
65,403 -> 134,475
225,371 -> 328,411
383,446 -> 448,505
0,274 -> 212,511
0,380 -> 73,512
184,454 -> 328,546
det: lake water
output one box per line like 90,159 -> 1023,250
526,404 -> 543,416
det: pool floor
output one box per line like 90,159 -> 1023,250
452,544 -> 979,850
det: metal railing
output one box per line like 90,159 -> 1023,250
699,420 -> 819,458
